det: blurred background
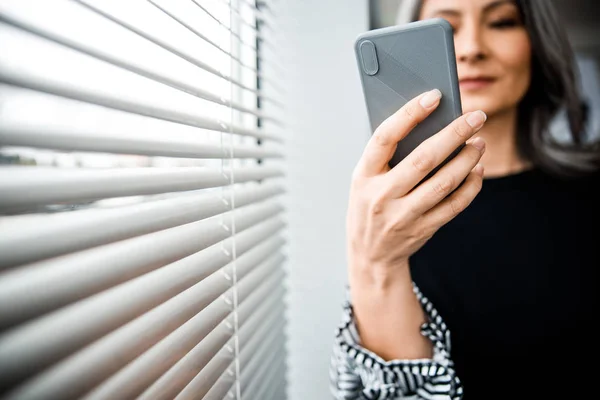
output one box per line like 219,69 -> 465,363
0,1 -> 598,400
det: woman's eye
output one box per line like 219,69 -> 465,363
489,18 -> 519,29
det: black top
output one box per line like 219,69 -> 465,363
410,167 -> 600,398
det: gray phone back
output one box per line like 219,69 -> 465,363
354,18 -> 463,170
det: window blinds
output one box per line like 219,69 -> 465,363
0,0 -> 287,399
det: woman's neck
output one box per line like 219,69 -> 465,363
474,107 -> 532,178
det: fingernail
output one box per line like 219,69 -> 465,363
419,89 -> 442,108
466,110 -> 487,129
472,137 -> 486,153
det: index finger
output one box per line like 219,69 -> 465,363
386,109 -> 487,197
355,89 -> 443,177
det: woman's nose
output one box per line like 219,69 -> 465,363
455,24 -> 487,63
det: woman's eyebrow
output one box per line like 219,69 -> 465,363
481,0 -> 516,14
425,0 -> 516,18
430,9 -> 461,18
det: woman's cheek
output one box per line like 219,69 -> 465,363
500,32 -> 532,96
482,32 -> 532,114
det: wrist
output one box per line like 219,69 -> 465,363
348,257 -> 412,291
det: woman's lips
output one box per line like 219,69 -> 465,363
459,77 -> 496,90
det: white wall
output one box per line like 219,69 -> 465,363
271,1 -> 371,399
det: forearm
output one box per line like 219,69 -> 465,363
331,272 -> 462,399
349,260 -> 433,361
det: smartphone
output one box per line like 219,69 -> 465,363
354,18 -> 463,176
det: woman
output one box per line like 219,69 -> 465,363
330,0 -> 600,398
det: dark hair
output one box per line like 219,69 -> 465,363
403,0 -> 600,177
515,0 -> 599,177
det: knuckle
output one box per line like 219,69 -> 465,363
383,206 -> 410,232
385,219 -> 399,233
379,217 -> 397,235
449,196 -> 464,216
373,131 -> 389,147
413,225 -> 428,240
432,176 -> 455,197
421,226 -> 436,241
389,216 -> 409,234
401,102 -> 418,120
408,221 -> 434,243
411,151 -> 434,173
416,216 -> 438,238
369,194 -> 387,216
451,120 -> 470,139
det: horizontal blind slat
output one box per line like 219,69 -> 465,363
248,355 -> 287,400
147,0 -> 258,73
0,252 -> 284,398
83,312 -> 235,400
0,202 -> 282,328
214,0 -> 262,31
175,279 -> 285,400
208,0 -> 262,53
176,0 -> 283,93
217,0 -> 282,55
0,0 -> 281,123
237,251 -> 286,286
136,340 -> 235,400
239,305 -> 284,367
76,0 -> 283,107
238,302 -> 285,370
0,166 -> 283,212
182,358 -> 236,400
198,361 -> 237,400
0,180 -> 284,268
190,0 -> 257,50
0,275 -> 232,397
0,23 -> 281,144
200,0 -> 262,34
191,0 -> 288,86
240,320 -> 285,389
0,85 -> 284,154
242,340 -> 286,399
200,368 -> 236,400
237,271 -> 286,327
265,373 -> 288,400
221,0 -> 288,88
236,253 -> 286,302
85,256 -> 284,400
139,284 -> 284,400
238,290 -> 285,347
192,0 -> 282,62
77,0 -> 255,94
1,281 -> 235,400
0,215 -> 284,329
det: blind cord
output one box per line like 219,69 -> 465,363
228,1 -> 242,398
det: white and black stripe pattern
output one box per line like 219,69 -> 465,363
330,284 -> 463,400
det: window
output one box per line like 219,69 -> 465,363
0,0 -> 287,398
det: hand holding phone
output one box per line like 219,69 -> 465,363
347,89 -> 487,277
347,18 -> 488,276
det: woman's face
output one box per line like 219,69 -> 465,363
419,0 -> 532,117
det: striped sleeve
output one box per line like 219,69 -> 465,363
329,284 -> 463,400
